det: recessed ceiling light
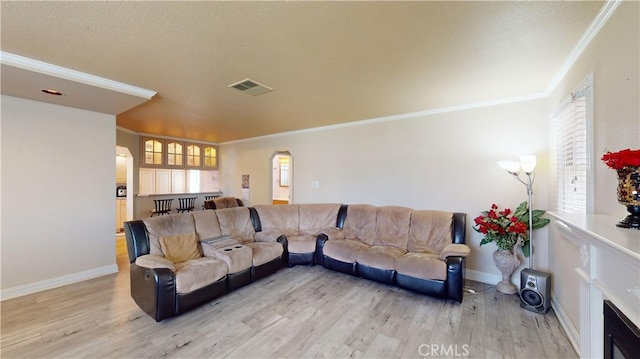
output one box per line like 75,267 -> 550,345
41,89 -> 63,96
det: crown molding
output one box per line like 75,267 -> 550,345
545,0 -> 621,95
221,92 -> 547,145
0,51 -> 156,99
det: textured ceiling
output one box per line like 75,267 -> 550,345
1,1 -> 604,143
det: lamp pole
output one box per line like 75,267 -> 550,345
509,171 -> 535,269
498,155 -> 537,270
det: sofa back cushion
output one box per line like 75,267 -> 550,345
213,196 -> 241,209
254,204 -> 300,236
299,203 -> 341,236
144,213 -> 196,256
159,232 -> 202,263
408,210 -> 453,253
343,205 -> 378,246
214,207 -> 256,244
374,206 -> 412,249
192,210 -> 223,240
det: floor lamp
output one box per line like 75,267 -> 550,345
497,155 -> 536,270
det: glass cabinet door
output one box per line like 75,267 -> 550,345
167,141 -> 184,167
203,145 -> 218,170
142,137 -> 164,167
186,143 -> 202,168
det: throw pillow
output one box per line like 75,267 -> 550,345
159,232 -> 202,263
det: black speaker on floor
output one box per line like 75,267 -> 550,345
520,268 -> 551,313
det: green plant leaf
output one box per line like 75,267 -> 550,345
480,237 -> 492,246
521,241 -> 530,257
513,201 -> 528,218
532,217 -> 550,230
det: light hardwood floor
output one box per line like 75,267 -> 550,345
1,238 -> 577,358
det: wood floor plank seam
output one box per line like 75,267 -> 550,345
0,241 -> 577,358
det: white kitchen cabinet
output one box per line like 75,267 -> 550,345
139,168 -> 155,195
171,169 -> 186,193
139,169 -> 154,194
116,199 -> 127,232
116,156 -> 127,183
139,169 -> 196,195
155,169 -> 171,194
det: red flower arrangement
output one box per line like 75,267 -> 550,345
473,202 -> 549,257
601,149 -> 640,169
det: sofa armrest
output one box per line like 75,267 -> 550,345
254,229 -> 284,242
315,233 -> 329,266
445,256 -> 466,303
319,227 -> 345,240
130,263 -> 176,321
277,235 -> 289,267
439,243 -> 471,260
135,254 -> 176,272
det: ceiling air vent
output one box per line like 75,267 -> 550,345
228,78 -> 274,96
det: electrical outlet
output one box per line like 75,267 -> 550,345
311,181 -> 319,188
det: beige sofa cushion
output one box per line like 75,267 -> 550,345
254,229 -> 285,242
192,210 -> 223,240
144,213 -> 196,256
323,238 -> 370,263
374,206 -> 412,249
174,257 -> 228,294
357,245 -> 407,271
135,254 -> 176,272
215,207 -> 256,244
396,252 -> 447,281
254,204 -> 300,236
286,235 -> 318,254
213,196 -> 241,209
210,244 -> 253,274
298,203 -> 341,236
408,210 -> 453,254
159,232 -> 202,263
440,243 -> 471,260
343,205 -> 378,245
244,242 -> 284,266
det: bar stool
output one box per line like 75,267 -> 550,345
150,199 -> 173,217
177,197 -> 197,213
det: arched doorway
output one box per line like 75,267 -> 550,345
270,151 -> 293,204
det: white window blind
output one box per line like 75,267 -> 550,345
550,74 -> 593,213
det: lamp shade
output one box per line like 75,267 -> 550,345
519,155 -> 537,173
497,160 -> 521,174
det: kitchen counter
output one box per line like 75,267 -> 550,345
137,191 -> 222,197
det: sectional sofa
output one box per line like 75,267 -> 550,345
124,203 -> 468,321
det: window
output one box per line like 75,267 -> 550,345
279,156 -> 290,187
550,74 -> 593,213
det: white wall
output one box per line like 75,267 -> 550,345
220,98 -> 550,280
1,95 -> 117,298
546,1 -> 639,335
548,1 -> 640,218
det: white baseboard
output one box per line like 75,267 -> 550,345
466,268 -> 526,288
0,264 -> 119,301
465,269 -> 501,285
550,291 -> 581,357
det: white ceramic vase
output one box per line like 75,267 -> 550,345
493,248 -> 520,295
